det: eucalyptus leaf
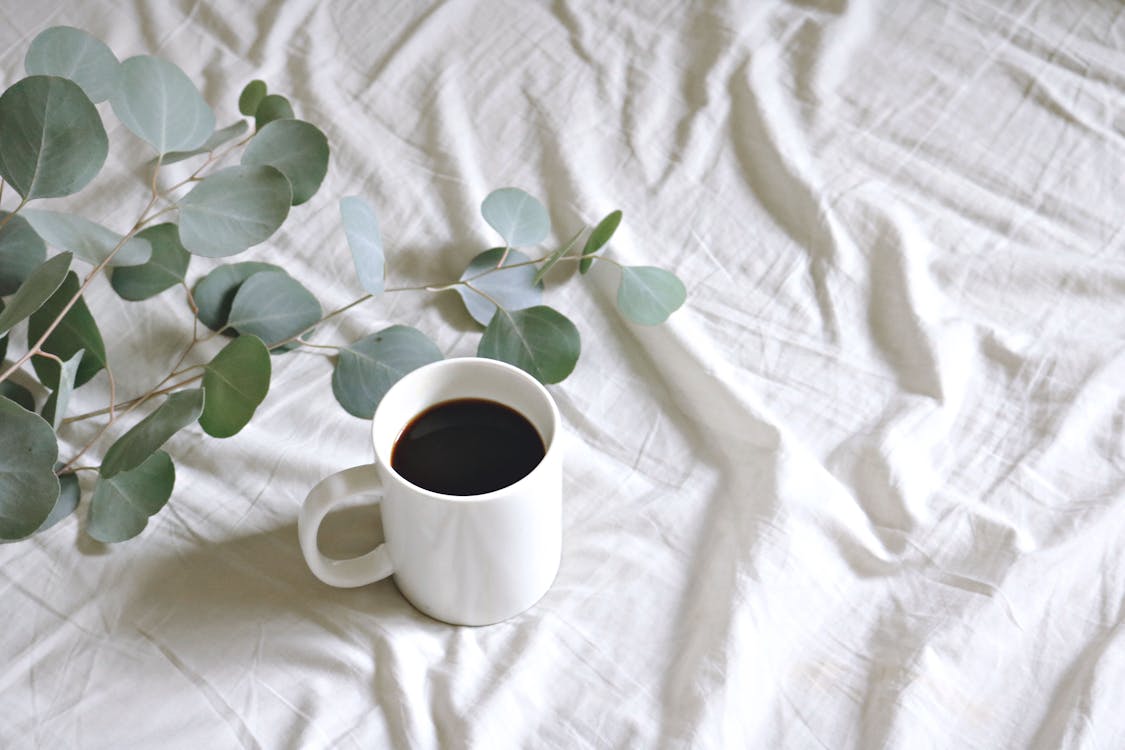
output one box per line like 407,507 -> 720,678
455,247 -> 542,327
0,300 -> 5,362
100,389 -> 204,478
22,209 -> 152,267
239,79 -> 267,116
339,196 -> 384,296
28,270 -> 105,389
111,55 -> 215,155
580,210 -> 622,274
241,119 -> 329,205
0,397 -> 59,541
226,271 -> 321,346
0,75 -> 108,200
87,451 -> 174,543
616,266 -> 687,325
477,305 -> 580,384
37,470 -> 79,533
178,165 -> 292,257
109,223 -> 190,301
24,26 -> 120,103
42,349 -> 83,430
200,335 -> 271,438
0,382 -> 34,412
0,210 -> 47,295
161,121 -> 249,165
481,188 -> 550,248
254,93 -> 293,129
332,326 -> 443,419
532,227 -> 584,286
0,251 -> 71,337
191,261 -> 286,331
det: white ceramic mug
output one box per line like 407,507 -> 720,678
298,357 -> 562,626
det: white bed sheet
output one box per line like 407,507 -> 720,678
2,1 -> 1123,747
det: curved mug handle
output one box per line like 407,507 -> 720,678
298,464 -> 394,587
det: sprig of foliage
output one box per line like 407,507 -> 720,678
0,26 -> 687,544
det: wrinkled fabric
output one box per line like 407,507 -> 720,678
1,1 -> 1123,748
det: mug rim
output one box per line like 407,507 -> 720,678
370,357 -> 560,503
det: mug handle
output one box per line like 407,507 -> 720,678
298,464 -> 394,588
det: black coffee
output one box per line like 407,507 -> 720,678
391,398 -> 546,496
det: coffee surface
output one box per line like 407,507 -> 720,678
391,398 -> 546,496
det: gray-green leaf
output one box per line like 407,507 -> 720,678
226,271 -> 320,347
0,397 -> 59,541
200,335 -> 271,438
580,210 -> 622,274
477,305 -> 580,384
0,211 -> 47,295
241,119 -> 329,205
178,165 -> 292,257
616,266 -> 687,325
532,227 -> 584,286
111,55 -> 215,155
0,251 -> 71,336
0,382 -> 34,412
109,223 -> 190,301
339,196 -> 384,296
161,121 -> 249,166
28,270 -> 106,389
0,75 -> 107,200
24,26 -> 120,103
332,326 -> 443,419
239,80 -> 267,116
37,470 -> 79,533
87,451 -> 174,542
42,349 -> 83,430
481,187 -> 550,248
254,94 -> 293,129
22,209 -> 151,267
456,247 -> 542,327
99,389 -> 204,478
191,261 -> 287,332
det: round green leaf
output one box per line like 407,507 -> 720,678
226,271 -> 321,346
109,223 -> 190,301
22,209 -> 151,267
28,270 -> 106,389
111,55 -> 215,155
100,389 -> 204,478
0,211 -> 47,295
477,305 -> 580,384
0,397 -> 59,541
580,210 -> 622,274
339,196 -> 384,296
41,349 -> 83,430
161,120 -> 249,166
191,261 -> 286,332
178,165 -> 292,257
332,326 -> 443,419
200,335 -> 271,438
0,382 -> 34,412
37,470 -> 80,534
455,247 -> 542,326
0,252 -> 72,337
481,188 -> 550,248
24,26 -> 120,103
0,75 -> 107,200
87,451 -> 175,543
254,94 -> 293,129
239,79 -> 267,116
241,119 -> 329,206
616,266 -> 687,325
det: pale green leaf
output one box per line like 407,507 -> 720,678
0,211 -> 47,295
22,209 -> 151,267
0,75 -> 107,200
178,165 -> 292,257
481,187 -> 550,248
616,266 -> 687,325
455,247 -> 542,327
191,261 -> 286,331
226,271 -> 320,347
0,251 -> 72,336
241,119 -> 329,205
99,389 -> 204,478
200,335 -> 271,438
24,26 -> 120,103
477,305 -> 580,384
331,326 -> 443,419
42,349 -> 83,430
111,55 -> 215,155
109,223 -> 190,301
0,397 -> 58,541
339,196 -> 384,296
36,470 -> 79,533
87,451 -> 174,542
